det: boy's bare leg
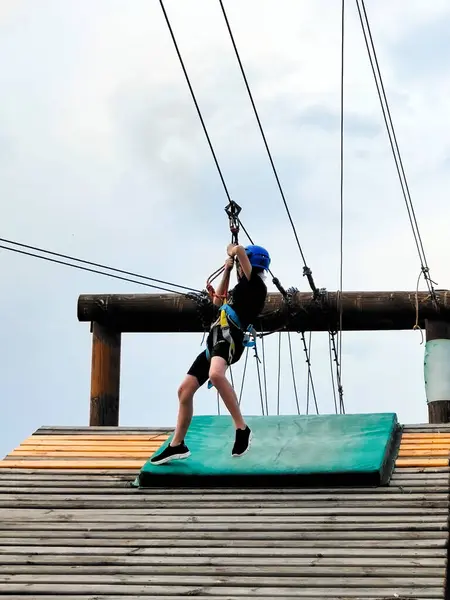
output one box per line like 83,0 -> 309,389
208,356 -> 246,430
171,375 -> 200,446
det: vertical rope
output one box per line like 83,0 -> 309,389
287,332 -> 301,414
260,323 -> 269,415
238,347 -> 249,405
336,0 -> 345,414
277,332 -> 282,416
255,356 -> 266,416
329,334 -> 339,414
306,332 -> 312,415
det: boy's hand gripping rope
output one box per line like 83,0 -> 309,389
206,201 -> 242,301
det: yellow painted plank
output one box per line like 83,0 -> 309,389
395,458 -> 449,467
399,444 -> 450,451
0,460 -> 145,469
400,440 -> 450,448
13,445 -> 163,453
398,448 -> 450,457
20,438 -> 169,447
9,450 -> 156,458
24,434 -> 171,442
400,440 -> 450,446
401,433 -> 450,440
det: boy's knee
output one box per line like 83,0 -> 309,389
208,371 -> 226,389
178,376 -> 198,403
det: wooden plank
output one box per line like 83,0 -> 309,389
1,596 -> 444,600
0,472 -> 445,485
0,483 -> 448,496
0,520 -> 446,532
0,498 -> 447,513
16,442 -> 166,449
0,574 -> 443,586
0,564 -> 445,577
0,529 -> 447,560
0,470 -> 447,483
0,490 -> 447,504
1,500 -> 447,511
1,597 -> 442,600
1,537 -> 447,562
404,423 -> 450,429
0,506 -> 447,519
0,480 -> 446,496
402,432 -> 450,437
399,445 -> 450,451
395,459 -> 449,467
9,450 -> 158,458
391,467 -> 450,473
0,460 -> 145,469
1,546 -> 447,568
401,440 -> 450,446
2,489 -> 447,501
14,442 -> 163,450
0,584 -> 444,598
398,449 -> 450,457
0,528 -> 446,539
2,487 -> 448,499
0,595 -> 444,600
34,427 -> 172,434
22,435 -> 170,443
0,554 -> 445,568
6,487 -> 447,500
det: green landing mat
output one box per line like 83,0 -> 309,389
136,413 -> 400,488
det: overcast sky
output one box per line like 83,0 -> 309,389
1,0 -> 449,458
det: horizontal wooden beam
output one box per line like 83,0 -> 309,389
77,290 -> 450,333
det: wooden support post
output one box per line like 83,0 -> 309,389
425,320 -> 450,424
89,322 -> 121,426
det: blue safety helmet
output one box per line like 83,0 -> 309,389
244,245 -> 271,270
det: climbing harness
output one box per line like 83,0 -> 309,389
205,300 -> 258,390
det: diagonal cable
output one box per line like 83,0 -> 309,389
356,0 -> 437,305
159,0 -> 232,205
218,0 -> 308,267
0,237 -> 200,293
218,0 -> 323,297
0,244 -> 197,295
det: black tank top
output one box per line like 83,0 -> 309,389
227,270 -> 267,329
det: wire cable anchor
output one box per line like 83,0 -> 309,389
225,201 -> 242,244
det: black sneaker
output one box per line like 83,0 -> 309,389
232,426 -> 252,457
150,442 -> 190,465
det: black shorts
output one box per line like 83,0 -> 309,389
187,323 -> 245,387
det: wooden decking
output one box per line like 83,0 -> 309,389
0,423 -> 448,598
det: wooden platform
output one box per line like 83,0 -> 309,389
0,423 -> 448,598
